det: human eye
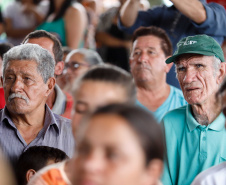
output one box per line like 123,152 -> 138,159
5,75 -> 15,82
23,76 -> 33,85
78,142 -> 91,156
177,66 -> 186,72
148,50 -> 155,55
133,50 -> 141,56
106,148 -> 120,162
195,64 -> 204,68
75,102 -> 88,114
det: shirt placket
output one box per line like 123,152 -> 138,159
198,125 -> 207,161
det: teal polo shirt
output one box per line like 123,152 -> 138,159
136,85 -> 187,122
161,105 -> 226,185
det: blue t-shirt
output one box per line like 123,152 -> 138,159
136,85 -> 187,122
161,105 -> 226,185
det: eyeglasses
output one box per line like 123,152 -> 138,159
65,61 -> 90,71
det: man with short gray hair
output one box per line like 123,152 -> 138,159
0,44 -> 74,166
161,34 -> 226,185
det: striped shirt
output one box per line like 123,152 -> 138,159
0,105 -> 75,166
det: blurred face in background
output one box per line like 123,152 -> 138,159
73,113 -> 152,185
65,52 -> 91,83
72,80 -> 127,135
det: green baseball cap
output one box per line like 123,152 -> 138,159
165,34 -> 225,64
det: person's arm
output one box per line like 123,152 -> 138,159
171,0 -> 207,24
65,3 -> 87,49
119,0 -> 140,27
4,18 -> 36,38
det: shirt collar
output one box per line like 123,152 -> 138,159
0,105 -> 60,134
186,104 -> 225,132
51,84 -> 66,115
44,105 -> 60,134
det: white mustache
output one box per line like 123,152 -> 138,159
8,93 -> 29,104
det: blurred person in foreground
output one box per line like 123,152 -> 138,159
71,64 -> 136,132
0,44 -> 74,167
191,77 -> 226,185
161,34 -> 226,185
62,48 -> 103,93
0,42 -> 14,109
0,148 -> 16,185
28,104 -> 164,185
23,30 -> 73,119
130,26 -> 187,122
16,146 -> 68,185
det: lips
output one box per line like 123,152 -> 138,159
185,87 -> 200,91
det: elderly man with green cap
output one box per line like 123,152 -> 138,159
161,34 -> 226,185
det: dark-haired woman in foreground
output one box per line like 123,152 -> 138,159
29,104 -> 164,185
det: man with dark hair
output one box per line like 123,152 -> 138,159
22,30 -> 73,119
0,42 -> 14,109
130,26 -> 187,122
162,34 -> 226,185
16,146 -> 68,185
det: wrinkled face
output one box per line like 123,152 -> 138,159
72,80 -> 127,134
65,52 -> 90,83
2,60 -> 50,115
176,54 -> 221,105
73,113 -> 149,185
130,35 -> 168,86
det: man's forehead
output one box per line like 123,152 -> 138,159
175,54 -> 211,65
5,60 -> 38,72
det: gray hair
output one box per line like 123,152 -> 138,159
3,44 -> 55,83
66,48 -> 104,65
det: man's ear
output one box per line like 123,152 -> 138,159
217,62 -> 226,85
46,77 -> 56,96
55,61 -> 65,76
26,169 -> 36,183
142,159 -> 163,185
165,56 -> 173,73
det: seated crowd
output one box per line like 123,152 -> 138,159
0,0 -> 226,185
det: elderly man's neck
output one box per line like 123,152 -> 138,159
137,81 -> 170,111
46,87 -> 56,109
191,100 -> 221,126
9,107 -> 46,144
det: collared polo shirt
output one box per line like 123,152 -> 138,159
136,85 -> 187,122
0,105 -> 74,166
161,105 -> 226,185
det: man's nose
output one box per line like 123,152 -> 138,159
10,78 -> 24,92
83,151 -> 105,173
138,52 -> 148,63
183,69 -> 197,83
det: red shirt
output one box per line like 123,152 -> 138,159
207,0 -> 226,9
0,88 -> 5,109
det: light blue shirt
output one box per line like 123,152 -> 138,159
161,105 -> 226,185
136,85 -> 187,122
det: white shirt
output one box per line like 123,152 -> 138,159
192,162 -> 226,185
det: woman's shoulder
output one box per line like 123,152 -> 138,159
66,2 -> 87,16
